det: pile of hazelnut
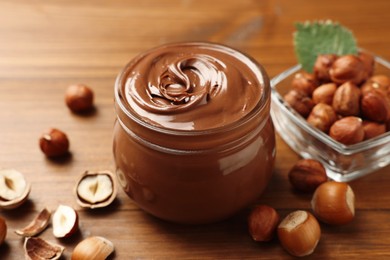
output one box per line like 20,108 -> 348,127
248,158 -> 355,257
284,52 -> 390,145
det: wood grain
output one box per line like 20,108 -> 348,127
1,0 -> 390,258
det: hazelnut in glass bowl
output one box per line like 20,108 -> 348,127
271,51 -> 390,181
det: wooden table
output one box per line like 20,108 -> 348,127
1,0 -> 390,258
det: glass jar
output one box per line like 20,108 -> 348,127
113,42 -> 275,224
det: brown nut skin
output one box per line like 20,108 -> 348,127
312,83 -> 337,105
358,51 -> 375,79
332,81 -> 361,117
65,84 -> 94,113
284,89 -> 315,118
248,205 -> 280,242
277,210 -> 321,257
288,159 -> 328,193
0,216 -> 6,246
361,74 -> 390,100
329,116 -> 364,145
362,121 -> 386,140
329,54 -> 366,85
39,128 -> 70,157
311,182 -> 355,225
307,103 -> 337,133
314,54 -> 338,83
291,72 -> 318,96
361,91 -> 390,123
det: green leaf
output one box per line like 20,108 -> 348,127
293,20 -> 358,72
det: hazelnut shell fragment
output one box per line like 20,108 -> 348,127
0,216 -> 6,246
0,168 -> 31,209
15,208 -> 51,237
74,170 -> 117,209
24,237 -> 65,260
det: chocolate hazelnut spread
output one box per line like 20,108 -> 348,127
123,42 -> 262,130
113,42 -> 275,224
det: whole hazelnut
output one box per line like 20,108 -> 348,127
361,91 -> 390,123
65,84 -> 94,113
311,181 -> 355,225
248,205 -> 280,242
329,54 -> 365,85
358,51 -> 375,79
284,89 -> 315,118
329,116 -> 364,145
277,210 -> 321,257
307,103 -> 337,133
362,121 -> 386,140
313,54 -> 338,83
291,72 -> 318,96
312,83 -> 337,105
361,75 -> 390,99
288,159 -> 327,193
332,81 -> 361,117
39,128 -> 70,157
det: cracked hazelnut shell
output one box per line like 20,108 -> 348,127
74,170 -> 117,209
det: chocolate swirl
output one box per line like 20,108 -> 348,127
124,42 -> 264,130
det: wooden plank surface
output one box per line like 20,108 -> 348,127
1,0 -> 390,258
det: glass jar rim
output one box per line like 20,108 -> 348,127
114,41 -> 270,137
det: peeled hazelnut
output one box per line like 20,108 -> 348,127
65,84 -> 94,113
313,54 -> 338,82
329,116 -> 364,145
311,182 -> 355,225
332,81 -> 361,117
0,168 -> 31,209
39,128 -> 70,158
362,121 -> 386,140
329,54 -> 365,85
248,205 -> 280,242
358,51 -> 375,78
15,208 -> 51,237
277,210 -> 321,257
312,83 -> 337,105
361,91 -> 390,123
24,237 -> 64,260
284,89 -> 315,118
291,72 -> 318,96
52,204 -> 78,238
71,236 -> 114,260
307,103 -> 337,133
361,74 -> 390,97
74,171 -> 117,209
288,159 -> 327,193
0,216 -> 6,246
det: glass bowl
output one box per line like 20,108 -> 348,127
270,54 -> 390,182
